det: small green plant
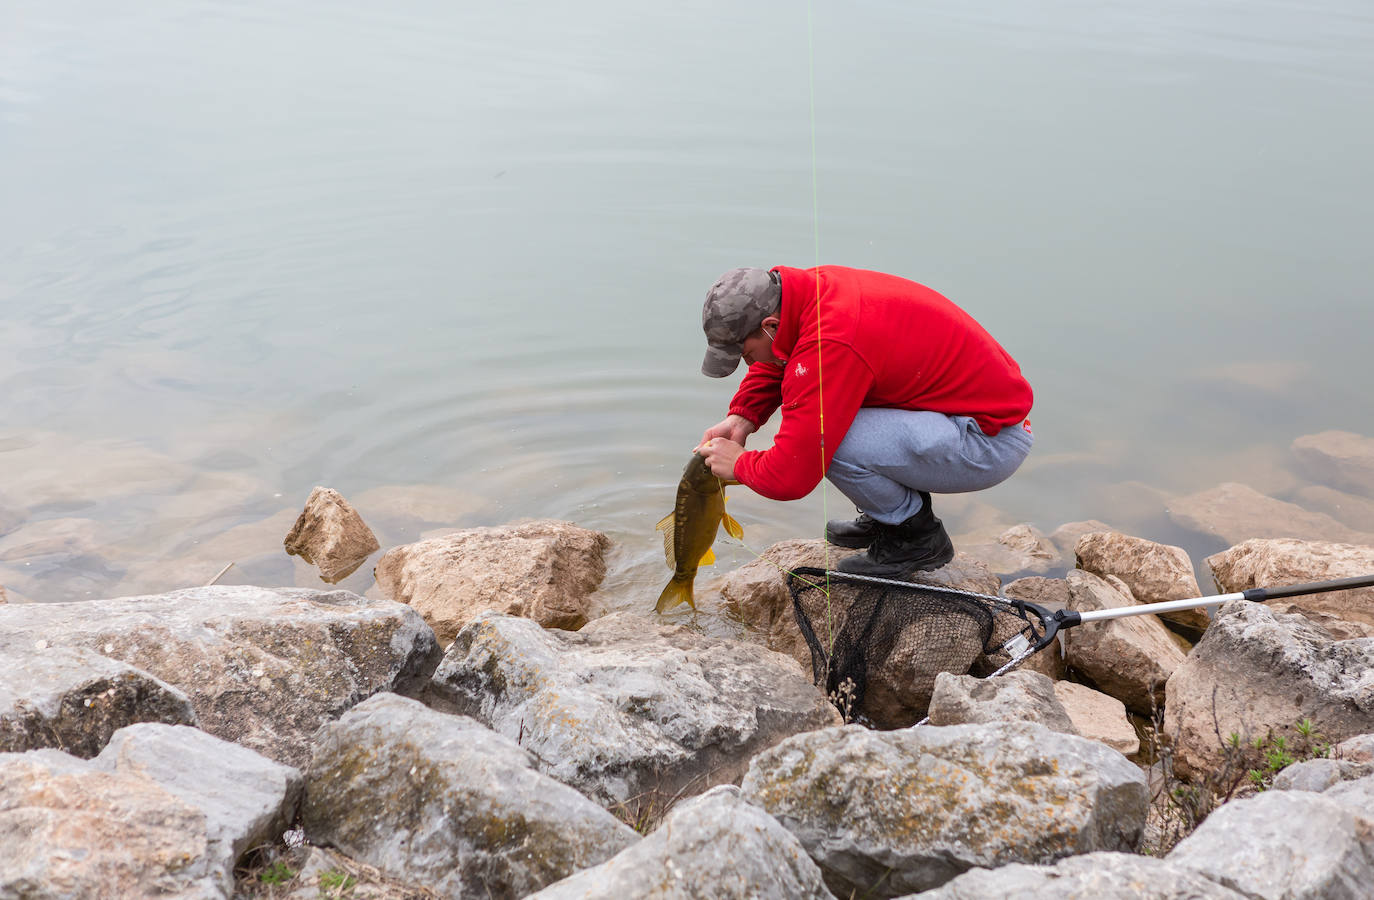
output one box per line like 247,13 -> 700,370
317,869 -> 356,897
1244,719 -> 1330,790
258,860 -> 296,885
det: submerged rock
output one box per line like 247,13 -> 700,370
1291,430 -> 1374,498
1167,482 -> 1373,547
529,786 -> 832,900
741,721 -> 1148,898
374,519 -> 609,644
302,693 -> 636,900
0,586 -> 440,767
431,611 -> 839,812
283,486 -> 380,583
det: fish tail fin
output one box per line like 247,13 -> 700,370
654,578 -> 696,613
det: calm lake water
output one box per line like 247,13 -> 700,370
3,0 -> 1372,612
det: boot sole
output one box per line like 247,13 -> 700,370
825,531 -> 878,550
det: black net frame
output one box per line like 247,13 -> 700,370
786,566 -> 1050,722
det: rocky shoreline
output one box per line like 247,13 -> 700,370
3,429 -> 1374,898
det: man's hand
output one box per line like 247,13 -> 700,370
696,437 -> 745,481
700,414 -> 755,448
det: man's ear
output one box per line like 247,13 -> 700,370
762,315 -> 781,330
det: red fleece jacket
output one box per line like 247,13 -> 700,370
729,266 -> 1033,501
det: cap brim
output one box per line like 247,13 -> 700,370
702,344 -> 741,378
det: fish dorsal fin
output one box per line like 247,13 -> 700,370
698,546 -> 716,566
721,510 -> 743,540
655,512 -> 676,567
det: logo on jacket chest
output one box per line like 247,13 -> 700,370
793,363 -> 808,377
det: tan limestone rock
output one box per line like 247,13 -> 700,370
1075,531 -> 1207,634
1053,681 -> 1139,757
373,519 -> 609,644
1062,570 -> 1188,716
283,487 -> 381,584
1206,538 -> 1374,640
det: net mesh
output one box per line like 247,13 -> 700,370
786,566 -> 1043,725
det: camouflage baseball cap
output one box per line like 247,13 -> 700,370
701,267 -> 781,377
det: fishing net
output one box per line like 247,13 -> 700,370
786,566 -> 1046,725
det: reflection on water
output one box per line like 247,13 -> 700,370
2,0 -> 1372,608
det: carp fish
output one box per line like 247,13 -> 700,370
654,451 -> 743,612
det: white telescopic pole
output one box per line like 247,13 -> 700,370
1075,592 -> 1247,623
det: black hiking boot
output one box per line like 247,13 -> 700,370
836,492 -> 954,578
824,511 -> 882,549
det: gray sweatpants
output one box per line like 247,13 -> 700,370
825,409 -> 1033,525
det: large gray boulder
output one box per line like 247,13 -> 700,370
1168,790 -> 1374,900
1074,531 -> 1207,633
431,611 -> 839,812
301,693 -> 637,900
901,851 -> 1246,899
1207,538 -> 1374,639
1,723 -> 300,899
528,786 -> 833,900
740,721 -> 1148,898
0,586 -> 440,766
0,645 -> 196,758
1063,570 -> 1188,716
1163,600 -> 1374,781
373,519 -> 610,644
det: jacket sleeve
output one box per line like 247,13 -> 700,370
733,339 -> 874,500
727,361 -> 785,429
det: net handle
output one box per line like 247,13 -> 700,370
1057,572 -> 1374,632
